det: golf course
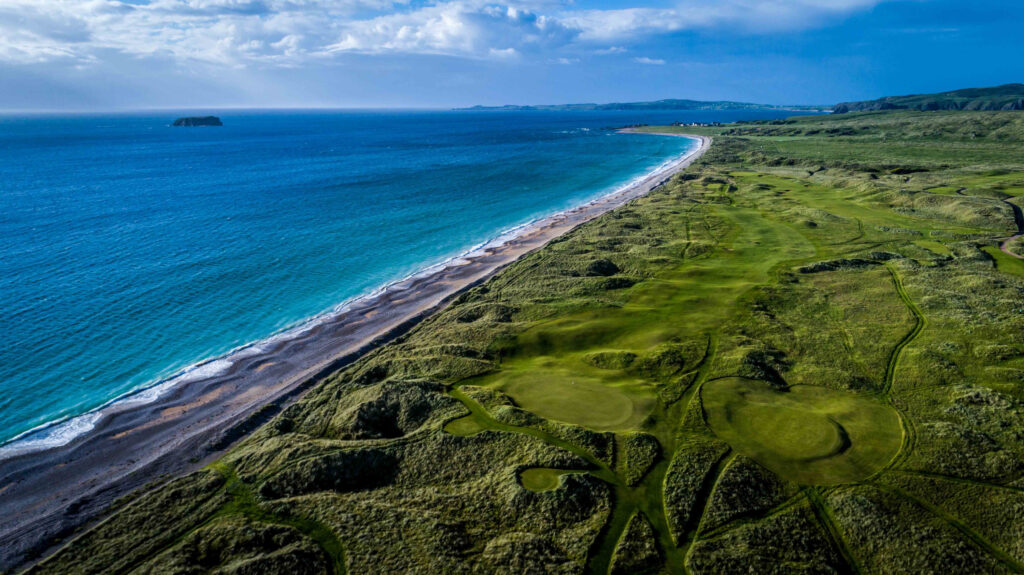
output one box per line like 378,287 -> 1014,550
21,107 -> 1024,574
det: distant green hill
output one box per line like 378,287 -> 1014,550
454,99 -> 829,112
834,83 -> 1024,113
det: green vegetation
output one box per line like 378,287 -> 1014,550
477,364 -> 653,430
29,109 -> 1024,574
986,246 -> 1024,277
609,512 -> 662,574
702,377 -> 903,484
834,83 -> 1024,113
519,468 -> 586,492
442,414 -> 485,435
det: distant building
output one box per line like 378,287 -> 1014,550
669,121 -> 720,127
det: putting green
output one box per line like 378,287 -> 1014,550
481,366 -> 654,430
729,404 -> 849,461
702,378 -> 902,485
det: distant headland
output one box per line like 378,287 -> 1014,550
172,116 -> 223,127
833,83 -> 1024,113
453,99 -> 830,113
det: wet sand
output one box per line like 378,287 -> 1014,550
0,134 -> 710,571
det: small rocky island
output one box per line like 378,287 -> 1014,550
172,116 -> 223,127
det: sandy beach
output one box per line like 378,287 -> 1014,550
0,133 -> 710,571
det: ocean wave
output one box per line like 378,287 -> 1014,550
0,412 -> 103,460
0,355 -> 239,460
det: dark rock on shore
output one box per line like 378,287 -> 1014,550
172,116 -> 223,127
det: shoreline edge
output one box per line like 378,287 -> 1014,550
0,133 -> 710,571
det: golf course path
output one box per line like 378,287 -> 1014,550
999,197 -> 1024,259
955,186 -> 1023,259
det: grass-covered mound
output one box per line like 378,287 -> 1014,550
702,377 -> 902,484
28,109 -> 1024,574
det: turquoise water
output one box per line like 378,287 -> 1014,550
0,109 -> 803,448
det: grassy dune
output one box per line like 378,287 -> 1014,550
28,110 -> 1024,574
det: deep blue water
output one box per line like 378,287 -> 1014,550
0,109 -> 808,447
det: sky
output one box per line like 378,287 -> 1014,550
0,0 -> 1021,110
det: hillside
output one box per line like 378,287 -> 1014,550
23,109 -> 1024,574
834,83 -> 1024,113
455,99 -> 829,112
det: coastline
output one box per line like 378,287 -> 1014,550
0,132 -> 697,458
0,133 -> 710,571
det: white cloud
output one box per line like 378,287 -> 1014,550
563,0 -> 889,41
489,47 -> 519,59
0,0 -> 403,66
325,2 -> 574,59
633,56 -> 665,65
562,9 -> 684,42
0,0 -> 896,66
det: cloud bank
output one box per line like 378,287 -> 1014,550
0,0 -> 895,67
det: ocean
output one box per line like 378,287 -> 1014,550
0,109 -> 807,450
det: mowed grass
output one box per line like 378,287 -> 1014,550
443,414 -> 485,435
478,204 -> 814,431
923,186 -> 963,196
486,366 -> 652,430
915,240 -> 954,257
736,171 -> 999,239
702,377 -> 903,485
982,246 -> 1024,277
519,468 -> 584,492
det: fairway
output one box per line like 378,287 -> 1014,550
914,240 -> 953,257
485,368 -> 654,430
443,415 -> 485,436
702,377 -> 902,484
518,468 -> 584,492
471,199 -> 815,435
984,246 -> 1024,277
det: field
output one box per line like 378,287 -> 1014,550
24,110 -> 1024,574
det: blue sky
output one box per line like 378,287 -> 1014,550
0,0 -> 1021,110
